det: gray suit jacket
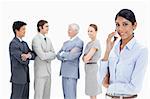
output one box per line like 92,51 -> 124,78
32,33 -> 56,78
57,37 -> 83,79
9,37 -> 36,84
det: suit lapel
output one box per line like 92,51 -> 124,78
14,37 -> 25,52
63,37 -> 78,51
38,34 -> 49,52
14,37 -> 30,54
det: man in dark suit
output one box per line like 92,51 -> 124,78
9,21 -> 36,99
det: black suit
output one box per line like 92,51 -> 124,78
9,37 -> 35,99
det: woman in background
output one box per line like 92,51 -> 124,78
83,24 -> 101,99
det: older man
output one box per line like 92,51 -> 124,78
57,23 -> 84,99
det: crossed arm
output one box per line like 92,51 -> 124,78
32,38 -> 56,61
57,46 -> 82,61
10,42 -> 29,65
82,48 -> 97,63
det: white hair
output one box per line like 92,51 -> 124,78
69,23 -> 80,33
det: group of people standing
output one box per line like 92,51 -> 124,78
9,9 -> 148,99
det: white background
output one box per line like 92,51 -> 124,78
0,0 -> 150,99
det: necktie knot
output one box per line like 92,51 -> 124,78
44,38 -> 46,41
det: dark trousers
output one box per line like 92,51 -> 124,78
10,83 -> 29,99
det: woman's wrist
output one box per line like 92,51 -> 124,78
102,50 -> 110,61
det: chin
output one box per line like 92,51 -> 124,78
121,36 -> 128,40
88,36 -> 92,39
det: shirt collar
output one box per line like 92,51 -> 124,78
70,35 -> 77,41
114,37 -> 136,54
16,36 -> 23,42
124,37 -> 136,50
39,32 -> 46,39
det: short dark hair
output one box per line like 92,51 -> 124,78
37,20 -> 48,32
12,21 -> 27,35
89,24 -> 98,31
115,9 -> 136,25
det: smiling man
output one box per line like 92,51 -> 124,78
32,20 -> 56,99
9,21 -> 36,99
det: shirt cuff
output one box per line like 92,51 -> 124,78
100,60 -> 108,67
98,60 -> 109,84
28,53 -> 32,59
59,51 -> 65,56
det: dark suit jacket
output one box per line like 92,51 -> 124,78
9,37 -> 36,84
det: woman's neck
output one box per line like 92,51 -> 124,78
120,34 -> 134,50
91,37 -> 96,41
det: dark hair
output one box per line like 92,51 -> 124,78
89,24 -> 98,31
115,9 -> 136,25
12,21 -> 27,35
37,20 -> 48,32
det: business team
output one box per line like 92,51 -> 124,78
9,9 -> 148,99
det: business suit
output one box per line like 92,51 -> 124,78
57,36 -> 83,99
32,33 -> 56,99
9,37 -> 35,99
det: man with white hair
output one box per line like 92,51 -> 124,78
57,23 -> 84,99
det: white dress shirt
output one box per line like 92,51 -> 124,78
98,37 -> 148,95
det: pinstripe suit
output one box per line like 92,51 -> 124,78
9,37 -> 35,99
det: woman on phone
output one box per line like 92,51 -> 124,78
98,9 -> 148,99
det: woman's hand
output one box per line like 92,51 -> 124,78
82,56 -> 90,63
102,73 -> 110,88
82,48 -> 97,63
106,32 -> 117,52
102,32 -> 118,61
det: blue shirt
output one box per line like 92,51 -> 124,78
98,37 -> 148,95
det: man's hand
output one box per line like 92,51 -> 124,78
21,53 -> 31,61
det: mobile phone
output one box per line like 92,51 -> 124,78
113,31 -> 119,41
